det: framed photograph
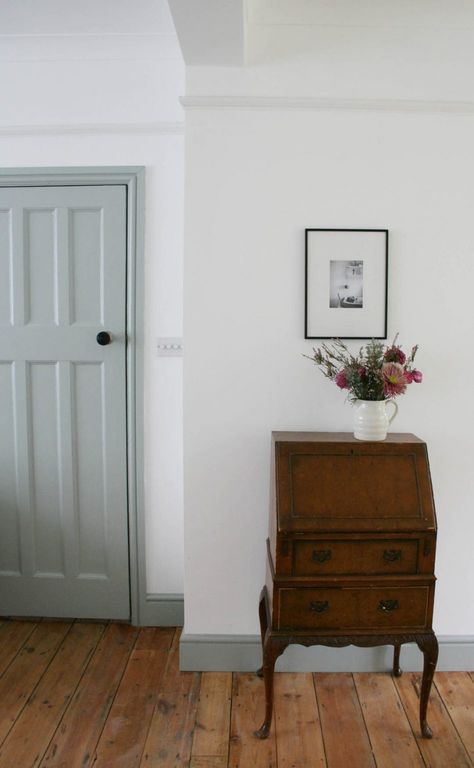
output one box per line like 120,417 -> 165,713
305,228 -> 388,339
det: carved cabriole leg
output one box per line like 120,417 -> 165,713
255,634 -> 288,739
392,643 -> 402,677
256,587 -> 268,678
416,633 -> 439,739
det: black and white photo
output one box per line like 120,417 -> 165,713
329,260 -> 364,309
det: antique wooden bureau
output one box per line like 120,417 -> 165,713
256,432 -> 438,739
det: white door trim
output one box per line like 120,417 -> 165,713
0,166 -> 146,625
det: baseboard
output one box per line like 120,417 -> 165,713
179,633 -> 474,672
139,593 -> 184,627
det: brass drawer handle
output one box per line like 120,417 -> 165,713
312,550 -> 332,563
383,549 -> 402,562
310,600 -> 330,613
379,599 -> 399,612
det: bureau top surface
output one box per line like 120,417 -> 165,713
271,432 -> 437,533
272,431 -> 424,444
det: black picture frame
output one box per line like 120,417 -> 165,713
305,228 -> 388,339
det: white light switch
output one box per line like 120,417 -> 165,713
156,337 -> 183,357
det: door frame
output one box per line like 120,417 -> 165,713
0,166 -> 146,625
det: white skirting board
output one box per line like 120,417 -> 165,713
179,634 -> 474,672
139,594 -> 184,627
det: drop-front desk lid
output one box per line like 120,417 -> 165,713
272,432 -> 437,534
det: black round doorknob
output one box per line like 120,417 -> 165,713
96,331 -> 112,346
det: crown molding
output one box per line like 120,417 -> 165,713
0,122 -> 184,137
181,94 -> 474,115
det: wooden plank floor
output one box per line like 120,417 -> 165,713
0,620 -> 473,768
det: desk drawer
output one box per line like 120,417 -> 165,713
278,585 -> 431,631
292,539 -> 419,576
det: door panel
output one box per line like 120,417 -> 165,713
0,210 -> 13,325
74,361 -> 107,575
29,361 -> 63,575
0,362 -> 19,574
25,208 -> 57,325
0,185 -> 129,619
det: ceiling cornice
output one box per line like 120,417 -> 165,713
180,94 -> 474,115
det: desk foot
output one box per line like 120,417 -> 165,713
392,644 -> 402,677
255,723 -> 271,740
256,666 -> 263,678
421,721 -> 433,739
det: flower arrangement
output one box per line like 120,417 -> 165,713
305,336 -> 422,403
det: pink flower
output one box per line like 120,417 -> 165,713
335,369 -> 349,389
405,369 -> 423,384
384,346 -> 407,365
382,362 -> 408,397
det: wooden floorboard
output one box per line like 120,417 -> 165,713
140,630 -> 201,768
354,672 -> 428,768
433,673 -> 474,763
191,672 -> 232,761
314,672 -> 376,768
274,672 -> 326,768
40,623 -> 139,768
1,619 -> 474,767
0,621 -> 72,745
0,619 -> 39,677
92,627 -> 174,768
394,671 -> 473,768
0,622 -> 104,768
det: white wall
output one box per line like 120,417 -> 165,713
183,87 -> 474,636
0,0 -> 185,596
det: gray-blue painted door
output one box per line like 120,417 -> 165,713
0,185 -> 130,619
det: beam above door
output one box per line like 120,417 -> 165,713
168,0 -> 244,65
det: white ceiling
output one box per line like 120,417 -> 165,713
247,0 -> 474,29
168,0 -> 474,67
0,0 -> 175,35
3,0 -> 474,71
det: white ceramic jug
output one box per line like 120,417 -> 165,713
353,399 -> 398,441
